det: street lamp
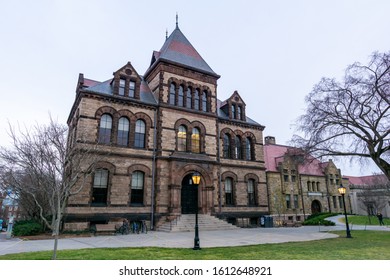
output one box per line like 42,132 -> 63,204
338,184 -> 352,238
192,172 -> 201,250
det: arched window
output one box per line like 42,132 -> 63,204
307,181 -> 311,191
92,169 -> 109,205
237,106 -> 242,120
186,87 -> 192,109
225,177 -> 234,205
135,119 -> 146,148
98,114 -> 112,144
130,171 -> 144,205
245,137 -> 252,160
235,135 -> 242,159
202,91 -> 208,112
223,134 -> 231,158
247,179 -> 256,206
177,125 -> 187,152
194,89 -> 200,110
169,83 -> 176,105
191,127 -> 200,153
178,85 -> 184,107
117,117 -> 130,146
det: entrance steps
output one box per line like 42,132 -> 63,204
157,214 -> 238,232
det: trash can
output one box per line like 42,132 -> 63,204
259,216 -> 265,227
264,216 -> 274,228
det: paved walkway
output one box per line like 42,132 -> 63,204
0,215 -> 388,256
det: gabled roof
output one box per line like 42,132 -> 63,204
146,26 -> 219,78
216,99 -> 261,126
345,174 -> 389,186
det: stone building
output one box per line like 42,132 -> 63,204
263,136 -> 351,224
346,175 -> 390,218
65,23 -> 268,231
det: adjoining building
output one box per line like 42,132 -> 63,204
263,136 -> 351,225
65,22 -> 268,231
346,175 -> 390,218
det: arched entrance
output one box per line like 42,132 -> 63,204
181,174 -> 198,214
311,200 -> 322,214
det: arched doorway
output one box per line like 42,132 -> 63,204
311,200 -> 322,214
181,174 -> 198,214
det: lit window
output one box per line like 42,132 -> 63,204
135,119 -> 146,148
98,114 -> 112,144
191,127 -> 200,153
117,117 -> 130,146
131,171 -> 144,205
177,125 -> 187,152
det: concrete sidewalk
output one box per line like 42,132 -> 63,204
0,215 -> 388,256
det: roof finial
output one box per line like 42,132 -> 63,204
176,12 -> 179,29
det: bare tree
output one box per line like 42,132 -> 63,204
0,118 -> 100,259
292,51 -> 390,180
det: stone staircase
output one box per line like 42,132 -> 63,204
157,214 -> 238,232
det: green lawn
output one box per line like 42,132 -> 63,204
0,230 -> 389,260
342,215 -> 390,226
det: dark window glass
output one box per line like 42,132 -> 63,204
232,105 -> 236,119
202,91 -> 207,112
92,169 -> 108,205
177,125 -> 187,152
178,85 -> 184,107
235,136 -> 242,159
131,171 -> 144,204
248,179 -> 256,206
169,83 -> 176,105
117,117 -> 130,146
98,114 -> 112,144
119,78 -> 126,96
223,134 -> 231,158
286,195 -> 291,208
135,119 -> 146,148
194,89 -> 200,110
129,81 -> 135,97
225,178 -> 234,205
245,137 -> 252,160
237,106 -> 242,120
186,87 -> 192,108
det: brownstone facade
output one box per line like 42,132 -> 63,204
65,25 -> 267,230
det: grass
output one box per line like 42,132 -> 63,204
341,215 -> 390,226
0,231 -> 389,260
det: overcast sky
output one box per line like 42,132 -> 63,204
1,0 -> 389,176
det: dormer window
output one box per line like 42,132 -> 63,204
129,81 -> 135,97
119,78 -> 126,96
231,104 -> 236,119
237,106 -> 242,120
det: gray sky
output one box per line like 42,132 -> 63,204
1,0 -> 389,176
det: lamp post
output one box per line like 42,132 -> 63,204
192,172 -> 201,250
338,184 -> 352,238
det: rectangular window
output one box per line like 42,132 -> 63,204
247,180 -> 256,206
286,195 -> 291,209
129,81 -> 135,97
119,78 -> 126,96
131,171 -> 144,205
225,179 -> 233,205
284,174 -> 289,182
92,169 -> 108,205
293,195 -> 299,208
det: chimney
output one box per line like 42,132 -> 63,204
265,136 -> 276,145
